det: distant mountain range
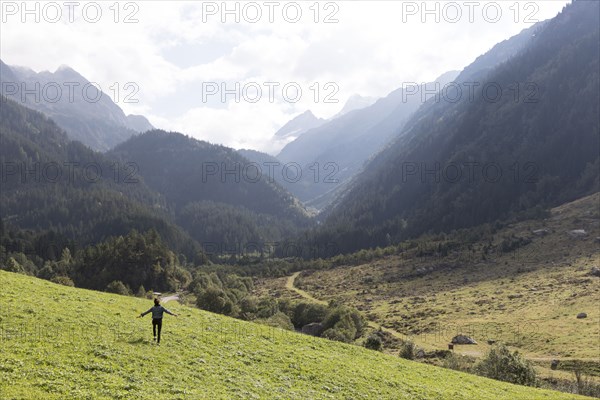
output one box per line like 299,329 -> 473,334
275,71 -> 459,210
0,60 -> 153,151
312,1 -> 600,254
332,94 -> 378,119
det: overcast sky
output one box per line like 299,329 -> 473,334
1,1 -> 569,153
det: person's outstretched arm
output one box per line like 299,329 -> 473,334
163,307 -> 178,317
138,308 -> 152,318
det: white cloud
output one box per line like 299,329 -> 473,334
1,0 -> 570,152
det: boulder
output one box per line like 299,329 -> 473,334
551,359 -> 559,370
567,229 -> 587,238
590,267 -> 600,277
576,313 -> 587,319
451,335 -> 477,345
301,322 -> 323,336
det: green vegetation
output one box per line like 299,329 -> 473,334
474,345 -> 537,387
257,193 -> 600,396
0,270 -> 588,399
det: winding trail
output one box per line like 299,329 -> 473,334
160,294 -> 180,304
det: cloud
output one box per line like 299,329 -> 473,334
1,1 -> 570,152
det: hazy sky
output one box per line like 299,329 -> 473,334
1,0 -> 570,153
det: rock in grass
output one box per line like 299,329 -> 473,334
576,312 -> 587,319
301,322 -> 323,336
590,267 -> 600,277
451,335 -> 477,345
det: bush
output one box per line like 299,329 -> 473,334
291,302 -> 328,328
474,344 -> 537,386
51,276 -> 75,287
239,296 -> 258,319
105,280 -> 131,295
321,306 -> 366,341
443,353 -> 473,372
258,312 -> 294,331
256,297 -> 279,319
322,327 -> 354,343
196,286 -> 238,316
364,335 -> 383,351
399,341 -> 418,360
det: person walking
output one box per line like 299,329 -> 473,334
138,298 -> 177,345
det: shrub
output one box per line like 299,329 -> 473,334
196,286 -> 238,316
364,335 -> 383,351
51,276 -> 75,287
474,344 -> 537,386
136,285 -> 147,297
291,302 -> 328,328
399,341 -> 418,360
322,327 -> 354,343
105,280 -> 131,295
443,353 -> 473,372
258,312 -> 294,331
239,296 -> 258,319
256,297 -> 279,319
321,306 -> 366,340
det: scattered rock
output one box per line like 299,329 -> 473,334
487,339 -> 497,345
576,313 -> 587,319
301,322 -> 323,336
416,349 -> 426,359
590,267 -> 600,277
551,359 -> 559,370
567,229 -> 587,238
451,335 -> 477,345
532,229 -> 549,236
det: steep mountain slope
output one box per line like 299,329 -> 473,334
318,1 -> 600,254
274,110 -> 325,141
276,72 -> 459,208
0,96 -> 198,256
110,131 -> 313,250
0,60 -> 153,151
0,270 -> 587,399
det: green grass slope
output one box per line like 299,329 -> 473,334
0,271 -> 588,399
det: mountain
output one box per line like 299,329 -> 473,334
0,95 -> 200,258
316,1 -> 600,254
0,270 -> 585,399
0,61 -> 154,151
237,148 -> 281,167
276,72 -> 460,209
110,131 -> 313,251
274,110 -> 325,140
333,94 -> 378,119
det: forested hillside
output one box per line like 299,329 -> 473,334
314,1 -> 599,254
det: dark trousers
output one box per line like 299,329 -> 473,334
152,318 -> 162,343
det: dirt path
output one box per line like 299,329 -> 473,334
285,272 -> 327,305
160,294 -> 180,304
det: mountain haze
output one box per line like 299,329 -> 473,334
316,1 -> 600,254
0,61 -> 153,151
